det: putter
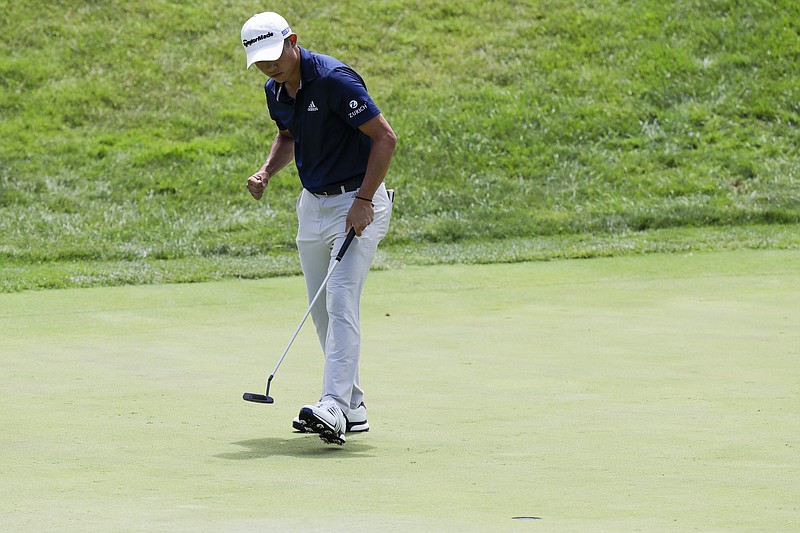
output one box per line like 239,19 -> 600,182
243,227 -> 357,404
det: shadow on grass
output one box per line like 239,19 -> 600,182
216,435 -> 376,460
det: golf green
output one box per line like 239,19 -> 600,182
1,249 -> 798,531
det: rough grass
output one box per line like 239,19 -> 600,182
1,0 -> 799,289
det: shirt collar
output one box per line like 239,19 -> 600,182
298,47 -> 317,85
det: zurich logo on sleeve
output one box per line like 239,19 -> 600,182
348,100 -> 368,118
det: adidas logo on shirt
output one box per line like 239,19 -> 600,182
307,101 -> 319,112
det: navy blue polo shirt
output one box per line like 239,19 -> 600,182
264,47 -> 381,192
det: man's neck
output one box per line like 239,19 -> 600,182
284,77 -> 301,99
283,48 -> 303,98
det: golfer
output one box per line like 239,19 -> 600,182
241,12 -> 396,445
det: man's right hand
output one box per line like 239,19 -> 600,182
246,171 -> 269,200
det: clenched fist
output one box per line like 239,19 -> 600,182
246,171 -> 270,200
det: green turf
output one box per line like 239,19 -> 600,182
1,250 -> 798,531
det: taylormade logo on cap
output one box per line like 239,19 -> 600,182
243,31 -> 274,47
241,12 -> 292,68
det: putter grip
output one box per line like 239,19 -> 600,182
336,228 -> 357,261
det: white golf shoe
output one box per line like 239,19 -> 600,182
297,400 -> 347,445
344,403 -> 370,433
293,402 -> 369,434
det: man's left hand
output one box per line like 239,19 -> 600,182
346,197 -> 374,236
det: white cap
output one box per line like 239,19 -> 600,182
241,12 -> 293,68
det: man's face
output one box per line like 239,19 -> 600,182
255,39 -> 298,83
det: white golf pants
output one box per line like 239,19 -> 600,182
296,183 -> 392,412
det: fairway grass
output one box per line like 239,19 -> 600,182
1,250 -> 798,531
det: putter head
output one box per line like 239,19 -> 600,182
243,392 -> 274,404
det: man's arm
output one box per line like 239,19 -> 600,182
346,114 -> 397,235
246,129 -> 295,200
356,114 -> 397,200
